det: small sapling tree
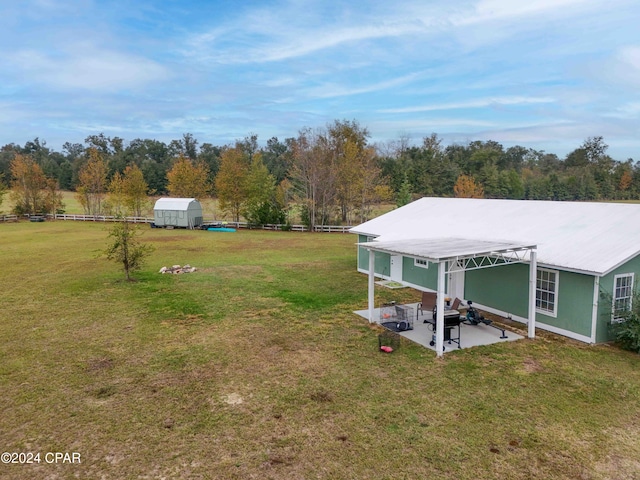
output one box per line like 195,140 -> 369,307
104,219 -> 154,281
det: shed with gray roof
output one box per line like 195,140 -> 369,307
153,198 -> 203,229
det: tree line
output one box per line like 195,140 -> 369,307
1,121 -> 638,226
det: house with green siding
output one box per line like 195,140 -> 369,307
351,197 -> 640,344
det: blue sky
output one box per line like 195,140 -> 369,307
1,0 -> 639,160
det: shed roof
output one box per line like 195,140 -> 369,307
154,198 -> 200,210
351,197 -> 640,276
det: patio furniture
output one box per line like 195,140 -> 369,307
432,297 -> 462,321
380,302 -> 414,332
417,291 -> 437,322
394,304 -> 414,331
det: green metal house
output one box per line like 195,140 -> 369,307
351,197 -> 640,346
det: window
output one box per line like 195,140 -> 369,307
414,258 -> 429,269
613,273 -> 634,323
536,268 -> 558,317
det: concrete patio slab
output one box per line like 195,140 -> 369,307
354,303 -> 524,353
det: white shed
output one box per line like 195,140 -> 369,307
153,198 -> 203,229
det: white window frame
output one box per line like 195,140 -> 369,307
612,273 -> 634,323
536,268 -> 559,318
414,258 -> 429,269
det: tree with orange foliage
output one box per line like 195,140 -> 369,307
619,170 -> 633,192
76,147 -> 108,215
453,174 -> 484,198
0,174 -> 6,211
11,154 -> 46,214
215,147 -> 249,222
122,164 -> 149,217
166,154 -> 211,200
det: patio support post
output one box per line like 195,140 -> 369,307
528,249 -> 537,338
368,249 -> 375,323
590,276 -> 600,343
436,260 -> 446,356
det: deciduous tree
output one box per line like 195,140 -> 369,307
122,164 -> 149,217
289,128 -> 337,229
0,174 -> 6,211
10,154 -> 49,215
76,148 -> 108,215
106,172 -> 126,216
453,174 -> 484,198
43,177 -> 64,215
166,154 -> 210,199
242,154 -> 285,225
104,220 -> 154,281
215,147 -> 249,222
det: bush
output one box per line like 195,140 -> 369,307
612,312 -> 640,353
244,200 -> 285,226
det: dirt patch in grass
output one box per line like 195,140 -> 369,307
522,357 -> 544,373
86,357 -> 115,372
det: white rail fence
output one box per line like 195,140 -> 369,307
9,213 -> 353,233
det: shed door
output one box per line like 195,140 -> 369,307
390,255 -> 403,282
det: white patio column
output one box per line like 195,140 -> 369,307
528,249 -> 537,338
436,260 -> 446,356
368,249 -> 375,323
590,276 -> 600,343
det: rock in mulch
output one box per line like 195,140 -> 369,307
159,264 -> 197,274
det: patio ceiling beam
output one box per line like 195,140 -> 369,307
447,248 -> 534,273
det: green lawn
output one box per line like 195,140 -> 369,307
1,221 -> 639,479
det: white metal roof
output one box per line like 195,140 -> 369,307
358,237 -> 534,263
154,198 -> 200,210
351,197 -> 640,275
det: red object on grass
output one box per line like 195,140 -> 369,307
380,345 -> 393,353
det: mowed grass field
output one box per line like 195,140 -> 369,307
1,221 -> 640,479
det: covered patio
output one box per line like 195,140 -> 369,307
354,302 -> 524,353
357,237 -> 537,356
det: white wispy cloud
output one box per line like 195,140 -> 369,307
616,45 -> 640,85
303,72 -> 424,100
381,97 -> 556,114
8,45 -> 169,91
454,0 -> 595,25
